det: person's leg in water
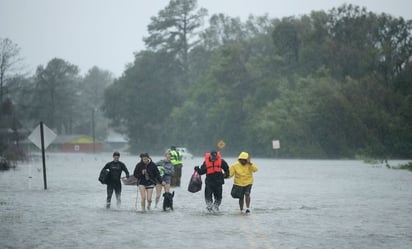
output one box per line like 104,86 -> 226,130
139,185 -> 147,211
238,185 -> 247,212
106,184 -> 114,208
245,192 -> 251,212
155,183 -> 162,208
204,184 -> 214,211
244,185 -> 252,213
164,182 -> 171,193
238,197 -> 244,212
176,164 -> 182,187
114,182 -> 122,208
213,184 -> 223,211
164,175 -> 171,193
146,187 -> 154,210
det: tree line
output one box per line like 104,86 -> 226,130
1,0 -> 411,159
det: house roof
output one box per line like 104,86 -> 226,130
53,135 -> 101,144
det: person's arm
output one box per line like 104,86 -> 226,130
228,164 -> 235,178
121,163 -> 130,178
250,163 -> 258,172
222,160 -> 230,178
196,162 -> 207,175
152,163 -> 162,183
133,164 -> 140,179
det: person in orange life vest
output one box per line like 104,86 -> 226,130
194,150 -> 229,212
228,152 -> 258,213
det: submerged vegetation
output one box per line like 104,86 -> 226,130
391,162 -> 412,171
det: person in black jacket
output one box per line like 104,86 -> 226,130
195,150 -> 229,212
133,152 -> 162,211
101,151 -> 130,208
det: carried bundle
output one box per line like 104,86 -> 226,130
188,168 -> 202,193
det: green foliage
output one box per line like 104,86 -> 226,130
144,0 -> 208,88
28,58 -> 80,134
3,2 -> 412,160
102,51 -> 181,153
396,162 -> 412,171
146,3 -> 412,158
75,67 -> 114,140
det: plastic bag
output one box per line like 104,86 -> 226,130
188,170 -> 202,193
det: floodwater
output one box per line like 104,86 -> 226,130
1,153 -> 411,249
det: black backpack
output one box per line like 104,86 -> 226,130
98,169 -> 110,184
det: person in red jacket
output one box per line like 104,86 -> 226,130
195,150 -> 229,212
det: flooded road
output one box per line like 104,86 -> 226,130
1,153 -> 411,249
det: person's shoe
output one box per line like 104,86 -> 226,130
106,203 -> 110,209
245,208 -> 250,213
206,206 -> 213,212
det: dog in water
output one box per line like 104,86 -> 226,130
163,191 -> 174,211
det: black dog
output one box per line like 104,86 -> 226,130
163,191 -> 174,211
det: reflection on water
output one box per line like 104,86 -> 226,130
1,154 -> 411,249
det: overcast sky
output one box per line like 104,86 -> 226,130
1,0 -> 411,77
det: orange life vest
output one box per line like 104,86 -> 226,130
204,151 -> 222,174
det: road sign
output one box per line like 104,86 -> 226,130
28,123 -> 57,150
217,140 -> 226,149
272,140 -> 280,149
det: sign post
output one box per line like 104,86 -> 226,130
40,122 -> 47,189
272,140 -> 280,158
28,122 -> 57,190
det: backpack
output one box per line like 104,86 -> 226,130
98,169 -> 110,184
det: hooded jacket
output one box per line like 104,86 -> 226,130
228,161 -> 258,186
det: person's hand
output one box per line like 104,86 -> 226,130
162,181 -> 166,186
194,166 -> 200,171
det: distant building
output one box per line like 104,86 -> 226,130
104,130 -> 128,151
51,135 -> 103,153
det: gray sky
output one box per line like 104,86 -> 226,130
1,0 -> 411,77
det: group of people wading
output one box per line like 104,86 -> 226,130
100,146 -> 258,213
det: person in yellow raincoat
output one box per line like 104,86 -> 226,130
228,152 -> 258,213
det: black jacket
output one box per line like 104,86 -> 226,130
133,159 -> 162,185
102,160 -> 129,184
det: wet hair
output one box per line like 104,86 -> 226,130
140,152 -> 150,158
113,151 -> 120,157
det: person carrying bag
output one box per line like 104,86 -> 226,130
227,152 -> 258,213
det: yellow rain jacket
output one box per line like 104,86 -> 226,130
228,161 -> 258,186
